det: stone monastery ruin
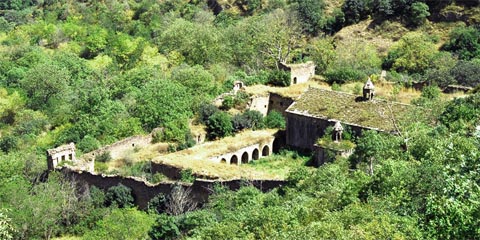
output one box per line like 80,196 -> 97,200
46,62 -> 423,208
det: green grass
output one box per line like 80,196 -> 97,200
287,87 -> 414,132
247,150 -> 311,179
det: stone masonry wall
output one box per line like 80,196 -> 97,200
248,95 -> 270,116
61,167 -> 286,209
82,134 -> 153,162
268,93 -> 294,116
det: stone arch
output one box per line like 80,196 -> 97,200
273,138 -> 283,154
221,158 -> 227,164
230,155 -> 238,165
252,148 -> 259,160
241,152 -> 249,164
262,145 -> 270,156
293,77 -> 297,84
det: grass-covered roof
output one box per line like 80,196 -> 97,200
286,87 -> 414,132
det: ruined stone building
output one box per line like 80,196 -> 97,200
47,143 -> 76,170
285,86 -> 412,151
279,61 -> 315,85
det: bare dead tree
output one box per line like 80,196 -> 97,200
166,185 -> 197,216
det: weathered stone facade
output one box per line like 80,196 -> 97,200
209,138 -> 274,165
268,93 -> 294,116
279,61 -> 315,85
82,134 -> 153,162
247,94 -> 270,116
47,143 -> 76,170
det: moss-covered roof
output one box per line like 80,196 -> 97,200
286,88 -> 414,132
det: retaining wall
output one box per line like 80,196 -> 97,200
61,167 -> 286,210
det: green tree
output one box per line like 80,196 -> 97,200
265,110 -> 286,129
383,32 -> 437,74
0,209 -> 15,240
132,79 -> 192,137
83,208 -> 155,240
105,184 -> 134,208
206,111 -> 233,140
409,2 -> 429,27
443,26 -> 480,60
293,0 -> 325,34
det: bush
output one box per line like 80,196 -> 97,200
198,103 -> 219,124
265,110 -> 286,129
0,135 -> 17,153
149,214 -> 180,240
77,135 -> 100,153
105,184 -> 134,208
450,60 -> 480,87
94,162 -> 108,173
180,168 -> 195,183
206,112 -> 233,140
95,151 -> 112,163
147,193 -> 167,214
409,2 -> 430,27
443,26 -> 480,60
324,67 -> 365,84
268,70 -> 290,87
233,110 -> 265,132
221,95 -> 235,110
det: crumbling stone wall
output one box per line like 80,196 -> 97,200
47,143 -> 76,170
312,145 -> 354,167
279,61 -> 315,85
268,93 -> 294,116
285,112 -> 372,151
61,167 -> 286,209
82,134 -> 153,162
247,94 -> 270,116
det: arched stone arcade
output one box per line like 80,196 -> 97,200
262,145 -> 270,156
252,149 -> 259,160
230,155 -> 238,165
241,152 -> 249,164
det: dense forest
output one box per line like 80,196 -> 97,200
1,0 -> 480,239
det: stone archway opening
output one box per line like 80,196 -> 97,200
293,77 -> 297,84
241,152 -> 249,164
252,149 -> 259,160
231,155 -> 238,165
262,145 -> 270,157
221,158 -> 227,164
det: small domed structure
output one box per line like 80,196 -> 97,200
333,121 -> 344,142
363,78 -> 375,101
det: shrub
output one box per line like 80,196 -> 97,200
0,135 -> 17,153
149,214 -> 180,240
409,2 -> 430,27
221,95 -> 235,110
180,168 -> 195,183
450,60 -> 480,87
268,70 -> 290,87
151,173 -> 168,184
198,103 -> 219,124
77,135 -> 100,153
94,162 -> 108,173
206,112 -> 233,140
443,26 -> 480,60
105,184 -> 134,208
147,193 -> 167,214
264,110 -> 286,129
95,151 -> 112,163
324,67 -> 364,84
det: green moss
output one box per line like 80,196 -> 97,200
317,138 -> 355,152
287,88 -> 413,132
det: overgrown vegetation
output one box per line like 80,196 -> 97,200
1,0 -> 480,239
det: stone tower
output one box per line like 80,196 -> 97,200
363,78 -> 375,101
333,121 -> 344,142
